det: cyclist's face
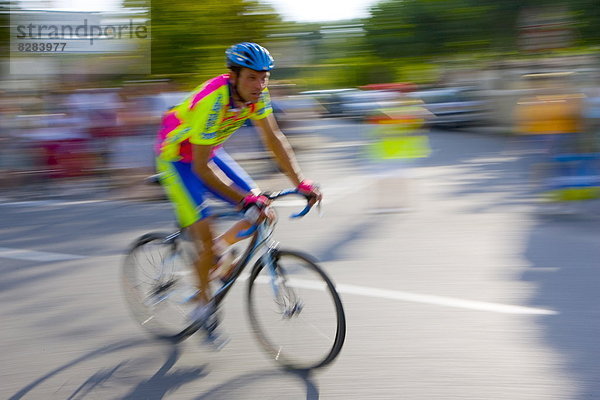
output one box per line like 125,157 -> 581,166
235,68 -> 270,103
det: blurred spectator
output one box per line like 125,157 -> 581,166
66,87 -> 122,171
514,72 -> 600,201
514,72 -> 584,155
364,96 -> 431,213
110,81 -> 183,172
119,80 -> 171,136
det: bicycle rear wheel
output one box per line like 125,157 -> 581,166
121,232 -> 199,341
247,249 -> 346,370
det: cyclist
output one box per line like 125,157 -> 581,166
154,42 -> 321,346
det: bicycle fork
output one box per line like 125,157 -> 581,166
262,246 -> 303,319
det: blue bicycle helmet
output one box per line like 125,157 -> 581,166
226,42 -> 274,72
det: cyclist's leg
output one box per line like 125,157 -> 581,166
212,146 -> 258,194
210,147 -> 261,245
155,158 -> 214,303
186,218 -> 215,304
155,158 -> 230,347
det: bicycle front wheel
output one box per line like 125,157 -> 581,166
121,232 -> 198,341
247,249 -> 346,370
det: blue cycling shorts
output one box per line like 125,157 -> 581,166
156,147 -> 256,227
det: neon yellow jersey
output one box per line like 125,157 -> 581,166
156,74 -> 273,162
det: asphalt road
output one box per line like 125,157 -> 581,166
2,121 -> 600,399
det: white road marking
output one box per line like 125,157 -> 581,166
334,282 -> 558,315
0,200 -> 68,207
320,140 -> 367,149
1,243 -> 555,315
0,199 -> 122,207
251,276 -> 557,315
0,247 -> 85,262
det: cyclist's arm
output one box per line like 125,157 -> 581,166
253,114 -> 304,186
192,144 -> 249,204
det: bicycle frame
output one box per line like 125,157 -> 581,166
164,188 -> 313,310
212,215 -> 278,305
168,215 -> 276,341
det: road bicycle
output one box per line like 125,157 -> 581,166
121,189 -> 346,370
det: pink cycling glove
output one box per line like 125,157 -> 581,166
240,194 -> 270,210
240,194 -> 270,224
297,179 -> 319,195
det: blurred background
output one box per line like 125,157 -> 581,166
1,0 -> 600,200
3,2 -> 600,399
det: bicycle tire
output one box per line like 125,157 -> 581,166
246,249 -> 346,370
121,232 -> 199,341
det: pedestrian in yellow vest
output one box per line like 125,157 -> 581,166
366,98 -> 431,213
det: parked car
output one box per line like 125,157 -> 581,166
300,89 -> 361,117
301,88 -> 404,120
271,95 -> 323,130
338,90 -> 400,120
407,87 -> 490,128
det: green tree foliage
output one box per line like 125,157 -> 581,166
364,0 -> 495,58
569,0 -> 600,45
364,0 -> 599,59
124,0 -> 280,79
116,0 -> 600,88
0,1 -> 15,59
